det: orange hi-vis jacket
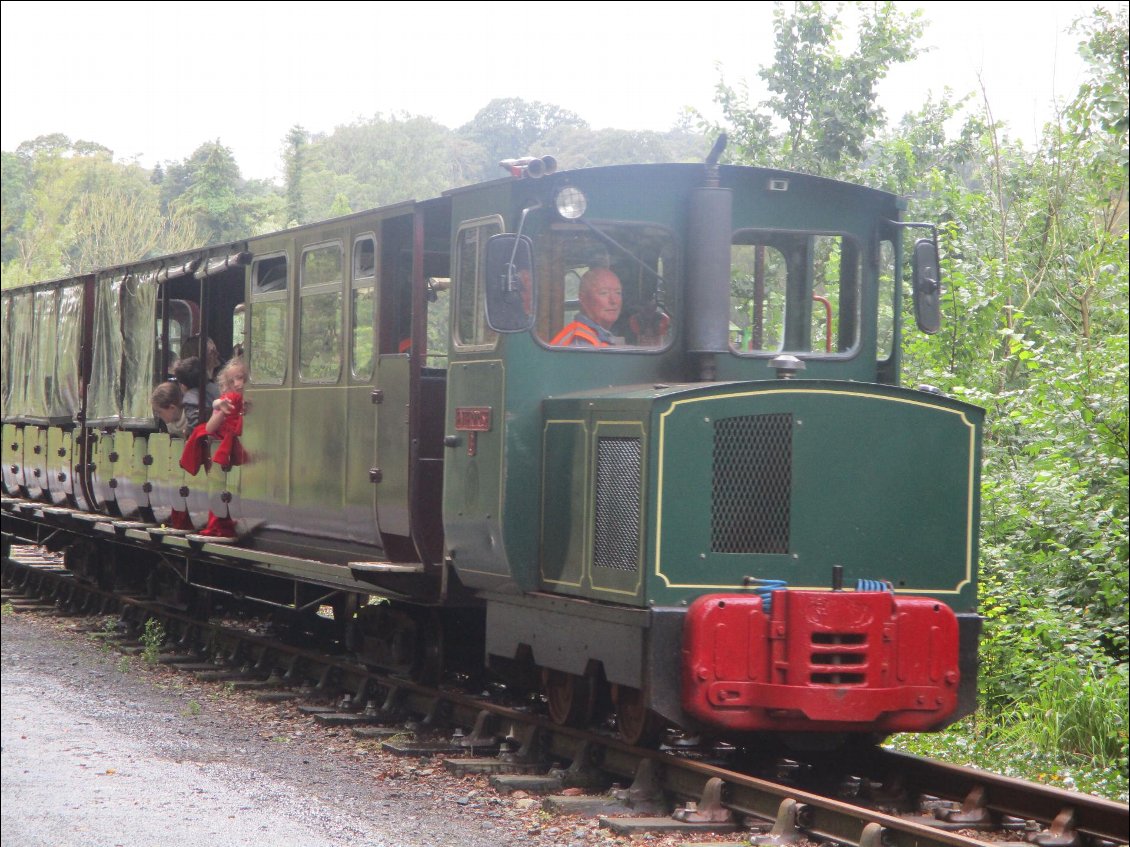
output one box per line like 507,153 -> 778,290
550,320 -> 610,347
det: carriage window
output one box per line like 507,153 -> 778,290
730,231 -> 860,355
54,284 -> 84,417
28,288 -> 58,418
0,294 -> 11,415
535,222 -> 675,349
231,303 -> 246,355
250,255 -> 288,384
157,299 -> 196,378
4,291 -> 33,417
88,275 -> 124,421
455,218 -> 502,348
351,234 -> 376,380
300,243 -> 343,382
354,235 -> 376,279
120,273 -> 159,421
254,256 -> 288,294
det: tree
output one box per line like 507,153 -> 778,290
70,182 -> 201,271
178,140 -> 244,243
459,98 -> 588,174
283,124 -> 309,226
157,140 -> 281,244
1,150 -> 32,268
875,7 -> 1129,773
706,1 -> 924,177
537,125 -> 707,169
3,135 -> 114,285
295,114 -> 470,220
1070,4 -> 1129,169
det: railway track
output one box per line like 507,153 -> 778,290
3,544 -> 1127,847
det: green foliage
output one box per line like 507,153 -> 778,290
2,135 -> 200,286
987,660 -> 1128,768
893,712 -> 1128,801
1069,5 -> 1129,168
140,618 -> 166,665
705,1 -> 924,177
294,113 -> 473,224
708,2 -> 1127,790
867,5 -> 1128,791
537,125 -> 707,170
158,140 -> 278,244
283,124 -> 309,226
459,97 -> 588,173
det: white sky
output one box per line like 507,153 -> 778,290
0,1 -> 1112,183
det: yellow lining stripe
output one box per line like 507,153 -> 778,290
654,388 -> 977,594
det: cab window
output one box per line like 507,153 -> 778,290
454,218 -> 502,349
535,223 -> 675,350
730,230 -> 860,355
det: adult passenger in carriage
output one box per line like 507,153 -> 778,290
550,267 -> 623,347
173,356 -> 219,429
150,381 -> 188,437
180,334 -> 222,381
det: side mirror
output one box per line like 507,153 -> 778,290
912,238 -> 942,335
484,234 -> 536,333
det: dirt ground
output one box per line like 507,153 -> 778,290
1,607 -> 745,847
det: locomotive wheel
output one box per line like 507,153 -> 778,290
612,684 -> 665,746
542,668 -> 595,727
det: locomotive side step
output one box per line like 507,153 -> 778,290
348,561 -> 425,574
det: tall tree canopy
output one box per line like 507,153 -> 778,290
156,140 -> 283,244
1,135 -> 199,285
708,0 -> 924,176
458,97 -> 589,175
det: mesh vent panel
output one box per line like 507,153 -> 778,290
593,437 -> 641,571
711,413 -> 792,553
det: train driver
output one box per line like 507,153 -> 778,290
550,267 -> 622,347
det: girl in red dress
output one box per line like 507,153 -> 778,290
186,357 -> 248,538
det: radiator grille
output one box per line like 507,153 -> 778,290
711,413 -> 793,553
593,437 -> 641,571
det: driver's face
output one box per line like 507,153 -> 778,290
580,274 -> 622,330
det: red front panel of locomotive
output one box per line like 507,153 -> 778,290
681,591 -> 960,733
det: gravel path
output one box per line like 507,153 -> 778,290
1,608 -> 729,847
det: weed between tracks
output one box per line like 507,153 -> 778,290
890,711 -> 1129,802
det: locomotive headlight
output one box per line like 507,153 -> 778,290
555,186 -> 587,220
